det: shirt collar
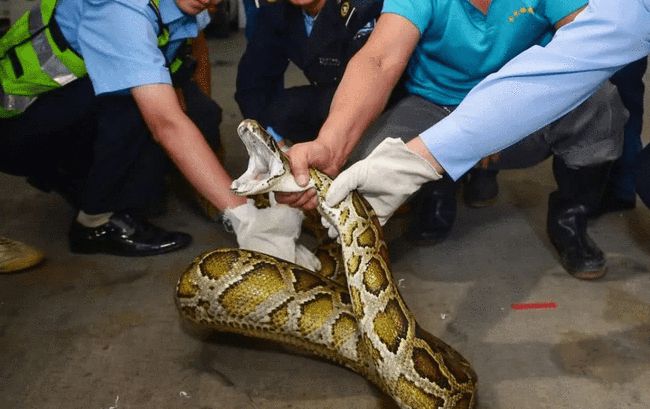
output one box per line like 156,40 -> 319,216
159,0 -> 187,24
302,10 -> 319,36
158,0 -> 201,41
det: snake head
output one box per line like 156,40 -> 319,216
231,119 -> 312,195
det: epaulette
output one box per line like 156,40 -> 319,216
337,0 -> 382,31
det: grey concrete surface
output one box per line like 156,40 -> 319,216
2,31 -> 650,409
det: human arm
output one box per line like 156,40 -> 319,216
312,12 -> 419,172
277,13 -> 420,208
416,0 -> 650,180
75,1 -> 321,266
133,83 -> 320,268
132,83 -> 245,211
133,84 -> 320,269
327,0 -> 650,221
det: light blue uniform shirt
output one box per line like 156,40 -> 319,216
421,0 -> 650,180
303,10 -> 317,37
55,0 -> 209,95
383,0 -> 585,105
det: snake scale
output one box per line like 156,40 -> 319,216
176,120 -> 477,408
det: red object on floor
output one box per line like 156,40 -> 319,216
511,302 -> 557,310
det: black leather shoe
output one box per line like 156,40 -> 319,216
463,168 -> 499,208
547,192 -> 606,279
409,177 -> 458,245
69,211 -> 192,256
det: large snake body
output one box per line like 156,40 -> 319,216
176,120 -> 477,408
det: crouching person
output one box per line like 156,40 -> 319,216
0,0 -> 317,268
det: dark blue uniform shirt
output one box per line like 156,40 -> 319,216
235,0 -> 382,122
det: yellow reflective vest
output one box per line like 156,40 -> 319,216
0,0 -> 176,118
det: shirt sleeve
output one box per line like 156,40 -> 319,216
382,0 -> 433,35
420,0 -> 650,180
77,1 -> 171,95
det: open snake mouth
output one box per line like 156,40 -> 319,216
231,120 -> 288,196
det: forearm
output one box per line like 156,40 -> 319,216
155,117 -> 245,210
317,52 -> 401,169
133,84 -> 245,211
316,14 -> 418,171
406,137 -> 444,174
420,0 -> 650,180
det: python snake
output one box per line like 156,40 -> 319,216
176,120 -> 477,408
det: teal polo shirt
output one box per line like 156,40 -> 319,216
383,0 -> 586,105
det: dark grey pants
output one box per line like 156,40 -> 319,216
349,81 -> 627,172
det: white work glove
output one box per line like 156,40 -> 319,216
325,138 -> 442,226
223,200 -> 321,271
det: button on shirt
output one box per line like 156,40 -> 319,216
421,0 -> 650,179
55,0 -> 209,95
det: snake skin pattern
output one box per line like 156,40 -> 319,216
176,120 -> 477,408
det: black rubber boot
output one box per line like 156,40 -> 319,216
409,175 -> 459,245
546,158 -> 612,279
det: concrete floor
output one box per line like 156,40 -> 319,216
2,32 -> 650,409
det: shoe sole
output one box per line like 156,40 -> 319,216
69,241 -> 191,257
547,229 -> 607,280
570,265 -> 607,280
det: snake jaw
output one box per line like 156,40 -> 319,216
232,119 -> 314,195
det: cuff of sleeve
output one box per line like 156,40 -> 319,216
420,117 -> 480,181
266,126 -> 284,143
93,68 -> 172,95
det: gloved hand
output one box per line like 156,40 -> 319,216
325,138 -> 442,225
223,200 -> 321,271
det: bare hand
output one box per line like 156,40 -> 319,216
276,141 -> 341,209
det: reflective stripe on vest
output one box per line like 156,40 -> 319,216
0,87 -> 34,112
28,5 -> 78,88
0,0 -> 171,118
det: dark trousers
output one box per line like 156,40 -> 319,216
637,144 -> 650,208
181,81 -> 222,153
260,85 -> 336,143
351,81 -> 626,169
610,57 -> 647,201
0,77 -> 167,214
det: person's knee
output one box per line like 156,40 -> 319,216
552,84 -> 627,167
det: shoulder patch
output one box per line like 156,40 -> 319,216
340,0 -> 351,18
